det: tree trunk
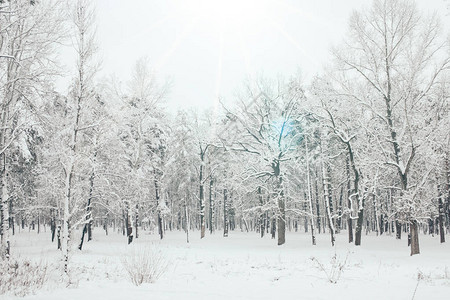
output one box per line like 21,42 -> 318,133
277,175 -> 286,246
125,204 -> 133,244
322,157 -> 335,246
57,225 -> 61,250
355,190 -> 366,246
79,167 -> 94,250
410,220 -> 420,255
155,173 -> 163,240
135,203 -> 139,239
223,188 -> 228,237
199,161 -> 205,238
271,214 -> 276,239
258,186 -> 265,238
209,176 -> 214,234
62,158 -> 74,274
346,157 -> 353,243
305,137 -> 316,245
1,161 -> 10,258
184,195 -> 189,243
337,186 -> 343,234
315,178 -> 321,234
51,209 -> 56,242
438,172 -> 446,243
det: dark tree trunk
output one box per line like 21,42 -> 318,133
155,172 -> 163,240
79,162 -> 96,250
87,171 -> 94,242
315,178 -> 321,234
337,186 -> 343,233
410,220 -> 420,255
438,181 -> 445,243
104,218 -> 108,235
271,214 -> 276,239
79,196 -> 92,250
37,214 -> 40,234
395,219 -> 402,239
277,175 -> 286,246
354,191 -> 366,246
9,198 -> 14,236
51,209 -> 56,242
135,203 -> 139,239
57,225 -> 61,250
209,176 -> 214,234
346,157 -> 353,243
258,186 -> 265,238
126,207 -> 133,244
79,225 -> 87,250
223,188 -> 228,237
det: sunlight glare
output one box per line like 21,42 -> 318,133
180,0 -> 271,34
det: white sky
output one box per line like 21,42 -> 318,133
58,0 -> 449,112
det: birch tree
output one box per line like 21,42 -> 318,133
61,0 -> 98,273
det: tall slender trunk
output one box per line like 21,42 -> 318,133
355,189 -> 366,246
322,162 -> 335,246
223,188 -> 228,237
0,5 -> 16,259
438,174 -> 445,243
125,203 -> 133,244
1,160 -> 10,258
199,157 -> 205,238
305,137 -> 316,245
135,202 -> 139,239
209,176 -> 214,234
87,151 -> 97,242
277,174 -> 286,246
155,174 -> 163,240
258,186 -> 265,238
373,193 -> 378,236
345,147 -> 358,244
79,161 -> 95,250
315,178 -> 321,234
184,194 -> 189,243
51,209 -> 56,242
337,186 -> 343,233
62,158 -> 74,274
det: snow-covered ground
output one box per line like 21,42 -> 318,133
5,229 -> 450,300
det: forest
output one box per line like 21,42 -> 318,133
0,0 -> 449,298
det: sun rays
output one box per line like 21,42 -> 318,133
144,0 -> 324,110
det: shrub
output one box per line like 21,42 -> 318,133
121,244 -> 168,286
0,257 -> 48,296
310,252 -> 349,284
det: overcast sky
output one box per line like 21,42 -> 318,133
59,0 -> 449,112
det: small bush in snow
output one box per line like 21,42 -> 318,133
310,252 -> 349,284
121,244 -> 168,286
0,257 -> 48,296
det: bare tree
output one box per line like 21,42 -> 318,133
61,0 -> 98,274
220,78 -> 305,245
0,0 -> 65,258
333,0 -> 450,255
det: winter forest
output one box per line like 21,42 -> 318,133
0,0 -> 449,299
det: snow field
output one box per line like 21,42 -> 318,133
4,230 -> 450,300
